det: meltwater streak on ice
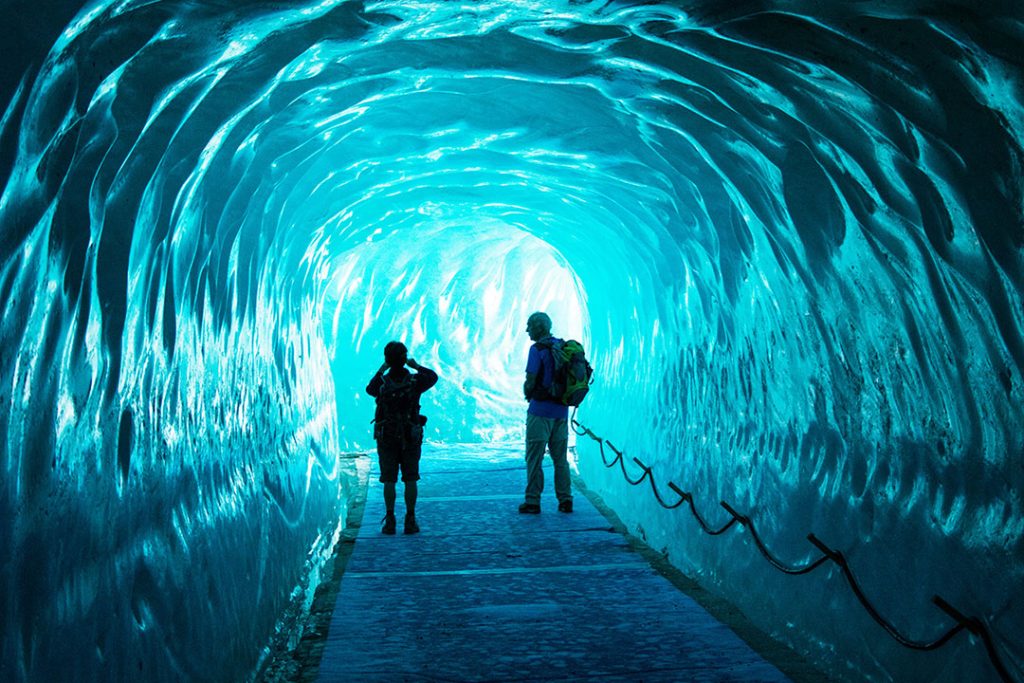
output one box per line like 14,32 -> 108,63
0,1 -> 1021,681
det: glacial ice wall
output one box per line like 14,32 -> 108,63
1,1 -> 1022,681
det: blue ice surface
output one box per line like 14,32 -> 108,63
0,1 -> 1021,681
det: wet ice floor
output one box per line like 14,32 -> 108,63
317,443 -> 792,682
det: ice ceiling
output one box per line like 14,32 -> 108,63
1,1 -> 1022,681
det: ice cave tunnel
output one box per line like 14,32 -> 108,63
1,1 -> 1022,681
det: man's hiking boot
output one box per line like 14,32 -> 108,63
404,514 -> 420,535
518,502 -> 541,514
381,513 -> 397,535
558,499 -> 574,513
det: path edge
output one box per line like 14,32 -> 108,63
256,453 -> 372,683
572,473 -> 837,683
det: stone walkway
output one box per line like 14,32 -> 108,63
316,443 -> 797,682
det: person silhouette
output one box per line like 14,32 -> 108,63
519,312 -> 573,514
366,341 -> 438,534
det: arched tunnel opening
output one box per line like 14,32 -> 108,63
1,1 -> 1022,681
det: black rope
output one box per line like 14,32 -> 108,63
668,483 -> 737,535
571,415 -> 1016,683
933,596 -> 1015,683
721,502 -> 829,575
805,535 -> 966,651
632,457 -> 686,509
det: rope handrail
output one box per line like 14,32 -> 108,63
570,413 -> 1016,683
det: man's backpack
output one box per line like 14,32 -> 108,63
538,339 -> 593,406
373,372 -> 424,442
378,372 -> 417,411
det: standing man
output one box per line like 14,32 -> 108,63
367,341 -> 438,534
519,312 -> 573,514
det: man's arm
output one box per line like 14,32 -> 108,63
524,344 -> 541,400
407,359 -> 439,392
523,372 -> 538,400
366,363 -> 387,397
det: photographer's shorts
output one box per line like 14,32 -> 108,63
376,435 -> 422,483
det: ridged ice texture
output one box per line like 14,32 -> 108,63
1,1 -> 1022,681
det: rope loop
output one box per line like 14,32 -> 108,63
571,416 -> 1016,683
